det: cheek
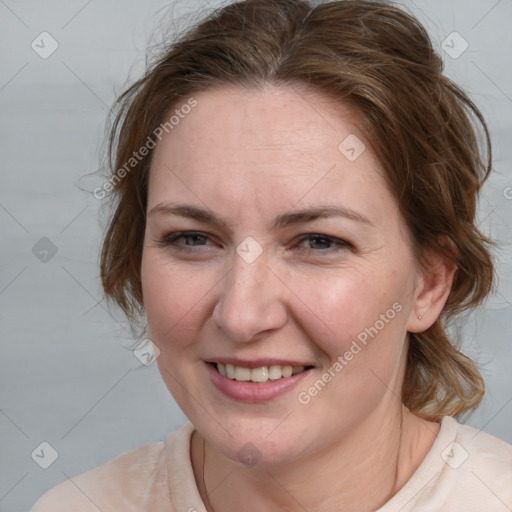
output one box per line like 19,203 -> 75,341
290,267 -> 406,353
141,253 -> 211,351
289,265 -> 411,414
141,254 -> 212,410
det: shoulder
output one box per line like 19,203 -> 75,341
381,416 -> 512,512
419,417 -> 512,510
30,441 -> 166,512
29,425 -> 194,512
452,418 -> 512,487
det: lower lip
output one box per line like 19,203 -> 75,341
206,363 -> 312,403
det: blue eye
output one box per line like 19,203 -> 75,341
295,234 -> 350,252
176,233 -> 207,246
160,231 -> 212,249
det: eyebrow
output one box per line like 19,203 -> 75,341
147,203 -> 373,231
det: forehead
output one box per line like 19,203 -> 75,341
147,84 -> 396,228
156,85 -> 363,163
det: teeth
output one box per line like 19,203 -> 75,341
251,366 -> 268,382
282,365 -> 293,378
216,363 -> 306,382
226,363 -> 235,379
235,366 -> 251,381
268,365 -> 282,380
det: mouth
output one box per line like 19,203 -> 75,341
209,362 -> 313,383
205,360 -> 314,402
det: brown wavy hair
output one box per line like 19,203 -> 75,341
99,0 -> 495,420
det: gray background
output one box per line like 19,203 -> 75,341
1,0 -> 511,510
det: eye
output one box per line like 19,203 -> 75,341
159,231 -> 214,249
295,234 -> 351,253
157,231 -> 352,256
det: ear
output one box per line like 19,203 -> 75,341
407,239 -> 458,333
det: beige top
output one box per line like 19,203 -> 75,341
31,416 -> 512,511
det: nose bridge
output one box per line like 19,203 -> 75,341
213,252 -> 287,341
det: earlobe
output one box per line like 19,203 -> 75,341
407,245 -> 457,333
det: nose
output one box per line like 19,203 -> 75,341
211,253 -> 288,343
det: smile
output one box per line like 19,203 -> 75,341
206,361 -> 314,402
216,363 -> 307,382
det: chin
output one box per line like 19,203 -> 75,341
194,414 -> 314,468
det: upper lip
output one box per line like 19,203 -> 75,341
205,358 -> 314,369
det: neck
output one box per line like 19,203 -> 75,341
191,406 -> 440,512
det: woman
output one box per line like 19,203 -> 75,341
31,0 -> 512,510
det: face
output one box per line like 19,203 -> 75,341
141,85 -> 422,466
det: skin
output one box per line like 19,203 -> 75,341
140,84 -> 456,511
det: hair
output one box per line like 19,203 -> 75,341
99,0 -> 495,421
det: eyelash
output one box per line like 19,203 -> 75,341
158,231 -> 351,255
